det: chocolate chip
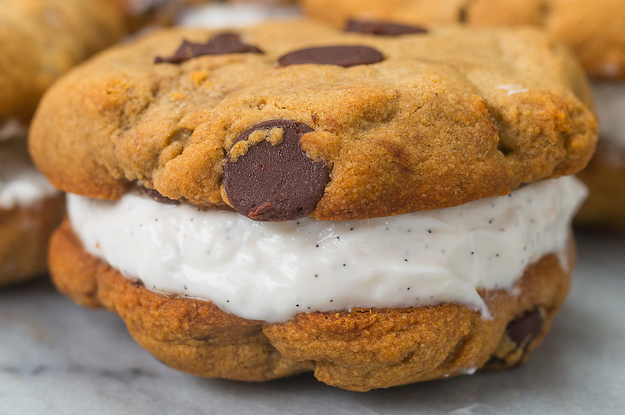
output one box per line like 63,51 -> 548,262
155,33 -> 263,64
345,19 -> 428,36
278,45 -> 384,68
223,120 -> 329,222
138,185 -> 179,205
506,310 -> 544,345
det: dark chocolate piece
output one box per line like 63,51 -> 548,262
278,45 -> 384,68
138,185 -> 179,205
223,120 -> 329,222
506,310 -> 544,345
155,33 -> 263,64
345,19 -> 427,36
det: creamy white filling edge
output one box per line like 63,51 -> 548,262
67,176 -> 587,323
0,139 -> 59,209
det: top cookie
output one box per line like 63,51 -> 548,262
29,20 -> 596,221
0,0 -> 128,125
302,0 -> 625,80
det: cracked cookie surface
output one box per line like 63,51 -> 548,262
29,20 -> 596,220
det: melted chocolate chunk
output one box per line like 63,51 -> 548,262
130,279 -> 145,288
278,45 -> 384,68
506,310 -> 544,345
223,120 -> 329,222
345,19 -> 428,36
138,185 -> 179,205
155,33 -> 263,64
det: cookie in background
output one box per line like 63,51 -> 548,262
0,0 -> 130,286
0,0 -> 127,126
302,0 -> 625,232
0,139 -> 64,286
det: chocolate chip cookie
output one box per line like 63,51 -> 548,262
30,20 -> 595,390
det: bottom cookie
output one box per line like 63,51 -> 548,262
0,194 -> 65,286
50,220 -> 573,391
576,142 -> 625,232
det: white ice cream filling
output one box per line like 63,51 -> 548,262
0,139 -> 59,210
67,176 -> 586,323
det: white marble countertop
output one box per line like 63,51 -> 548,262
1,232 -> 624,415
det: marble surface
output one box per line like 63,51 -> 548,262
1,232 -> 624,415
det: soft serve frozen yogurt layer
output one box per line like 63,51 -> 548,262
0,139 -> 59,210
67,176 -> 587,323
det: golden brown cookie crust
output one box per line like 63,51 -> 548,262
50,219 -> 573,391
575,142 -> 625,232
30,21 -> 596,220
0,194 -> 65,286
303,0 -> 625,79
0,0 -> 127,125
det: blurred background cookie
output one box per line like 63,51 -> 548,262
0,0 -> 131,286
0,139 -> 64,285
0,0 -> 128,126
